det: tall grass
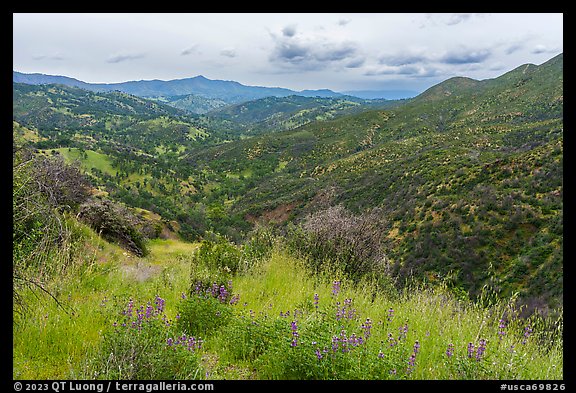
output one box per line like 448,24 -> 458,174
13,232 -> 563,380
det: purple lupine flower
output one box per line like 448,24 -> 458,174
522,325 -> 532,345
387,308 -> 394,322
340,330 -> 349,353
398,323 -> 408,341
123,298 -> 134,316
315,348 -> 323,360
331,335 -> 339,352
335,302 -> 344,321
476,339 -> 487,361
229,294 -> 240,305
446,343 -> 454,358
290,320 -> 299,347
378,350 -> 385,359
332,280 -> 341,296
314,293 -> 319,309
361,318 -> 373,339
145,303 -> 154,319
467,342 -> 475,359
413,340 -> 420,355
388,333 -> 397,347
218,285 -> 228,303
154,295 -> 165,312
407,353 -> 417,374
181,292 -> 187,299
498,319 -> 506,340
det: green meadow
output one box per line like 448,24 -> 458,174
13,230 -> 563,380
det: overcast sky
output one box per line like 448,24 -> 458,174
13,13 -> 563,93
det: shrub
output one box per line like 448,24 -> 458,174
96,296 -> 203,379
286,205 -> 389,280
77,198 -> 149,257
176,293 -> 233,337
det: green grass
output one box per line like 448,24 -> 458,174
12,237 -> 197,379
13,235 -> 563,380
41,147 -> 116,176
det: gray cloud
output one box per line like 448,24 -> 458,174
365,64 -> 442,78
181,44 -> 200,56
269,28 -> 360,71
379,52 -> 429,66
446,13 -> 473,26
532,44 -> 558,54
344,57 -> 365,68
107,52 -> 146,63
220,48 -> 237,58
282,24 -> 297,37
505,42 -> 524,55
337,18 -> 351,26
32,53 -> 65,61
439,48 -> 491,64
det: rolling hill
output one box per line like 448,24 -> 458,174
13,53 -> 563,314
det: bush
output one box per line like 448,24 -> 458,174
95,296 -> 203,379
77,198 -> 149,257
177,293 -> 233,337
286,205 -> 389,280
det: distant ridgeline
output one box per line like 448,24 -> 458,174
13,53 -> 563,314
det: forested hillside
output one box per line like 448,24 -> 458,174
13,54 -> 563,315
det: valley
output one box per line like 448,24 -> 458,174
12,53 -> 563,381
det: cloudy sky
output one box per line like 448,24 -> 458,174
13,13 -> 563,93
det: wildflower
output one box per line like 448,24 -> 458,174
413,340 -> 420,355
476,339 -> 487,361
154,295 -> 165,312
467,342 -> 475,359
388,333 -> 397,347
331,335 -> 340,352
361,318 -> 373,339
522,325 -> 532,345
332,280 -> 341,296
378,350 -> 385,359
229,294 -> 240,305
218,285 -> 228,303
145,303 -> 154,319
315,348 -> 323,360
387,308 -> 394,322
498,319 -> 506,340
398,323 -> 408,341
314,293 -> 319,309
446,343 -> 454,358
290,320 -> 299,347
181,292 -> 187,299
407,353 -> 417,373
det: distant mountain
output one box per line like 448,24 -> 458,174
13,71 -> 348,105
13,72 -> 94,90
207,94 -> 397,135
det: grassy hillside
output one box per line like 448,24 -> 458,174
13,227 -> 563,380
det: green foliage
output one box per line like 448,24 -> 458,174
77,198 -> 149,257
176,294 -> 233,338
95,296 -> 202,379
